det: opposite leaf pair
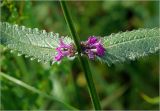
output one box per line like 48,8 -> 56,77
55,36 -> 106,62
0,22 -> 159,66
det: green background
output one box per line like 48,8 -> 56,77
0,0 -> 159,110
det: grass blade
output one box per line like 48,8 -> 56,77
0,72 -> 78,110
141,93 -> 160,104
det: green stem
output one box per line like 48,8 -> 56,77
60,1 -> 101,110
0,72 -> 77,110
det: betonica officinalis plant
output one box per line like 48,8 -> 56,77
0,1 -> 159,110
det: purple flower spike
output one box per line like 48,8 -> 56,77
81,36 -> 105,59
55,38 -> 75,62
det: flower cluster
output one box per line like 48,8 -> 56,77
55,38 -> 75,61
55,36 -> 105,61
81,36 -> 105,59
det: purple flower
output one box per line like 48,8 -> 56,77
87,36 -> 98,44
81,36 -> 105,59
55,38 -> 75,61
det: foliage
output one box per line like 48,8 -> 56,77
1,22 -> 159,66
0,22 -> 73,64
0,0 -> 159,110
100,28 -> 159,66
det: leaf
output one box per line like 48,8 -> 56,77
0,72 -> 77,110
0,22 -> 73,64
98,28 -> 160,66
141,93 -> 160,104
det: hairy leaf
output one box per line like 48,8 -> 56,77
0,22 -> 73,64
98,28 -> 160,66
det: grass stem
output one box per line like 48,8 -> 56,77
60,1 -> 101,110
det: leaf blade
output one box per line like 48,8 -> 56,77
98,28 -> 160,65
0,22 -> 73,63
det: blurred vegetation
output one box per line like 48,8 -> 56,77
0,0 -> 159,110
